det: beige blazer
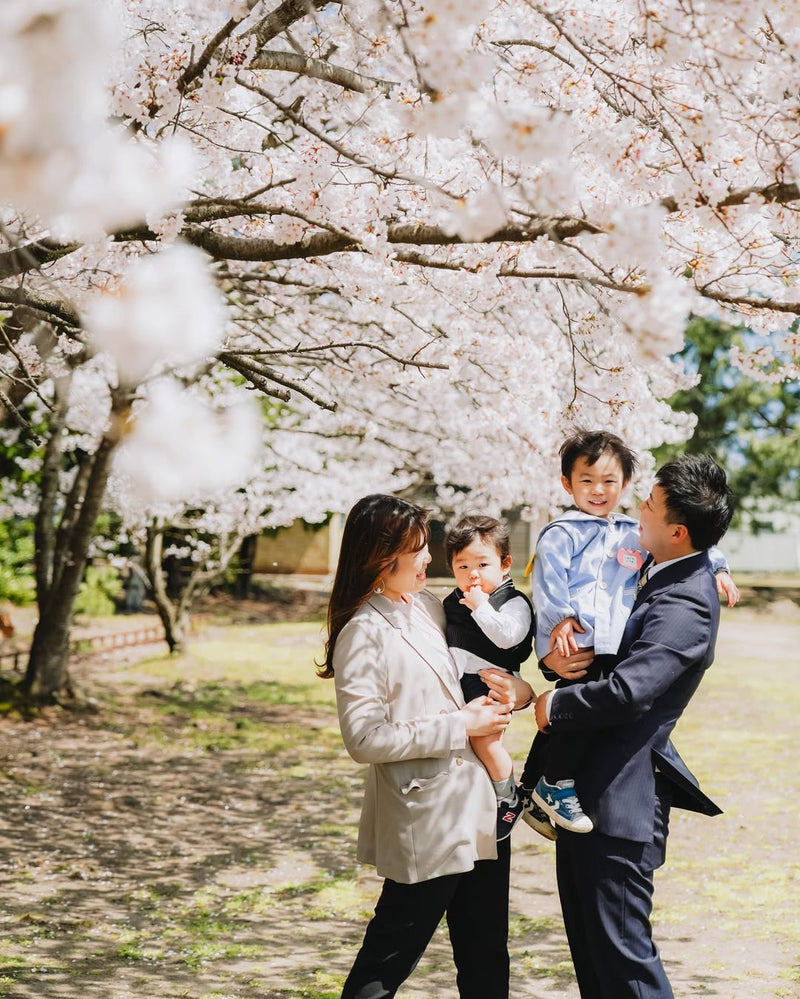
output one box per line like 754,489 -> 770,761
333,589 -> 497,884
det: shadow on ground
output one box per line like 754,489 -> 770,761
1,601 -> 799,999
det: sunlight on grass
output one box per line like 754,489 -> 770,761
305,878 -> 375,921
139,621 -> 328,688
220,887 -> 275,917
518,954 -> 576,984
509,915 -> 560,939
181,940 -> 265,969
117,622 -> 345,754
125,624 -> 338,752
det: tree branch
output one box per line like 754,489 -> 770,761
249,49 -> 395,93
177,16 -> 242,94
700,289 -> 800,316
5,181 -> 799,283
0,386 -> 41,439
0,285 -> 81,327
184,216 -> 602,262
234,339 -> 449,368
0,239 -> 81,281
660,181 -> 800,214
245,0 -> 338,50
219,350 -> 337,409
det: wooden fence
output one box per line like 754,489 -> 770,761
0,623 -> 167,673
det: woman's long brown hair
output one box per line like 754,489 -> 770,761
317,494 -> 429,678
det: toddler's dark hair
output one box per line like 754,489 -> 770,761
560,428 -> 638,482
446,515 -> 510,565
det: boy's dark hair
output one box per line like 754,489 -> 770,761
656,454 -> 735,550
445,515 -> 510,566
559,428 -> 638,482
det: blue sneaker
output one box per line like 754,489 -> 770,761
519,786 -> 558,841
496,793 -> 524,841
532,777 -> 593,833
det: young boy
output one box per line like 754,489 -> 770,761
444,515 -> 537,841
521,429 -> 739,837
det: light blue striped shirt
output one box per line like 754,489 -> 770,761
532,509 -> 727,659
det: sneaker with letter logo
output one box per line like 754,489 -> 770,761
496,792 -> 524,841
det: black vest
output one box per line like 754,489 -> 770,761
444,578 -> 536,671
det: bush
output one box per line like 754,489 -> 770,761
74,564 -> 123,617
0,519 -> 35,605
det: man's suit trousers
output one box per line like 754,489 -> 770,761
555,783 -> 673,999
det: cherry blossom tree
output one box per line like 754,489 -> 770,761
2,0 -> 800,700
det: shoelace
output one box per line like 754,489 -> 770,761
547,785 -> 583,817
560,793 -> 583,817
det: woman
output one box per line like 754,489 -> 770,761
319,494 -> 533,999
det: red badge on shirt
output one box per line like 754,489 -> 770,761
617,548 -> 644,571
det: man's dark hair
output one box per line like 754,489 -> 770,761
656,454 -> 735,550
559,428 -> 638,482
445,515 -> 510,566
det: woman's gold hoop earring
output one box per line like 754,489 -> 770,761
373,580 -> 385,595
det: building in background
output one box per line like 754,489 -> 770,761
249,503 -> 800,584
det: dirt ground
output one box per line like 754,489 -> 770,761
1,595 -> 799,999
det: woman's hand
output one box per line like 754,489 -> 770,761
461,696 -> 511,737
479,668 -> 534,710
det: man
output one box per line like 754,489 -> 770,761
530,453 -> 735,998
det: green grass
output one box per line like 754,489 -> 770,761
138,621 -> 329,692
96,622 -> 343,756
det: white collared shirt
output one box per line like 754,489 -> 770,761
645,550 -> 703,580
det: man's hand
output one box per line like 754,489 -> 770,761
715,570 -> 740,608
459,584 -> 489,611
534,691 -> 551,732
549,616 -> 585,656
542,645 -> 595,680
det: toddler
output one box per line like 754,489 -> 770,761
444,515 -> 536,841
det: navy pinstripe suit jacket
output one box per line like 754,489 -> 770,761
548,550 -> 723,843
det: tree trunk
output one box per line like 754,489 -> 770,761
23,392 -> 130,702
24,590 -> 75,701
145,525 -> 188,653
144,523 -> 248,654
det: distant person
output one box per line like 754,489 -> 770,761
319,494 -> 533,999
0,606 -> 15,640
520,429 -> 738,838
121,560 -> 148,613
443,515 -> 535,840
529,453 -> 735,998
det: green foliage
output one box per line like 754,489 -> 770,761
655,317 -> 800,514
0,519 -> 35,604
74,564 -> 123,617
